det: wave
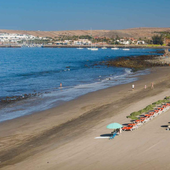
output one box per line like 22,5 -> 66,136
125,68 -> 132,74
0,68 -> 150,123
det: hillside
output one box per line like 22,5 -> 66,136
0,27 -> 170,39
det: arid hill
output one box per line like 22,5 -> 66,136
0,27 -> 170,39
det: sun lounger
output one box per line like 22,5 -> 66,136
110,132 -> 117,139
122,123 -> 138,131
154,108 -> 162,115
133,120 -> 143,127
143,117 -> 150,123
128,123 -> 139,129
165,104 -> 170,110
122,126 -> 133,131
134,120 -> 141,123
161,105 -> 167,111
166,125 -> 170,131
136,122 -> 143,126
165,103 -> 170,108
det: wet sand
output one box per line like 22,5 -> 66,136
0,67 -> 170,170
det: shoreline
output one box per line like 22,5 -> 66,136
1,66 -> 170,169
0,68 -> 149,123
42,45 -> 170,49
0,45 -> 168,49
0,68 -> 142,123
0,48 -> 165,122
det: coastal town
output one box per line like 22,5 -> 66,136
1,0 -> 170,169
0,30 -> 170,48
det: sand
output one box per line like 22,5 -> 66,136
0,67 -> 170,170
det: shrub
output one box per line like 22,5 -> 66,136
127,96 -> 170,120
152,35 -> 164,45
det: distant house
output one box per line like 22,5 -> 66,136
73,39 -> 92,45
55,41 -> 64,45
136,41 -> 146,45
118,39 -> 130,45
0,33 -> 38,43
63,40 -> 72,45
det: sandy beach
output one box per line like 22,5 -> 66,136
1,66 -> 170,170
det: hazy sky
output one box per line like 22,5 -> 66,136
0,0 -> 169,31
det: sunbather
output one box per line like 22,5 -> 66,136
166,125 -> 170,130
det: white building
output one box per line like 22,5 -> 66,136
73,39 -> 92,45
136,41 -> 146,45
0,33 -> 39,43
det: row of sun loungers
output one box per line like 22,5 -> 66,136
122,103 -> 170,131
110,131 -> 117,139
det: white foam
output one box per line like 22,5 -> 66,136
0,68 -> 150,123
125,68 -> 132,74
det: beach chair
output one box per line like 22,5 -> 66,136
166,103 -> 170,108
140,117 -> 148,122
122,124 -> 136,131
156,108 -> 163,115
161,105 -> 167,112
110,132 -> 117,139
166,125 -> 170,131
134,120 -> 142,127
143,117 -> 150,123
122,126 -> 133,131
129,123 -> 139,129
165,104 -> 170,110
136,122 -> 143,127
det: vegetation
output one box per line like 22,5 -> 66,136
147,44 -> 166,47
79,35 -> 92,39
16,31 -> 169,46
18,39 -> 51,44
127,97 -> 170,120
145,39 -> 152,44
156,31 -> 170,39
152,35 -> 164,45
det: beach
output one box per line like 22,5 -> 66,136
1,66 -> 170,170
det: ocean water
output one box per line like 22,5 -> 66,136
0,48 -> 161,122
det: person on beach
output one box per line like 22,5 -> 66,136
151,82 -> 154,89
144,85 -> 147,89
132,84 -> 135,90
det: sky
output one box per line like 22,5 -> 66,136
0,0 -> 169,31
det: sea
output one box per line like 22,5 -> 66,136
0,47 -> 162,122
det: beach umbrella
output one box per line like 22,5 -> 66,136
106,123 -> 123,129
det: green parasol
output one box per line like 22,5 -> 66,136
106,123 -> 123,129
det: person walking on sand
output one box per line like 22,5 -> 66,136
144,85 -> 147,89
151,82 -> 154,89
132,84 -> 135,90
